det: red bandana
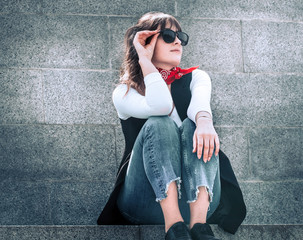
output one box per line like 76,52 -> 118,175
157,66 -> 199,85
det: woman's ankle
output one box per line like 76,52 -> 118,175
165,217 -> 184,232
189,220 -> 206,230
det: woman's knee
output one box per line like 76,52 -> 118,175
180,118 -> 196,139
144,116 -> 177,133
142,116 -> 180,147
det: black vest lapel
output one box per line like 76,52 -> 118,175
171,72 -> 192,121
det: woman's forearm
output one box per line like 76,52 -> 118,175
139,56 -> 158,77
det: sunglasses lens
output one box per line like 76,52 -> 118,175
177,32 -> 189,46
162,29 -> 176,43
161,29 -> 189,46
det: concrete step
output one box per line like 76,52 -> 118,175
0,225 -> 302,240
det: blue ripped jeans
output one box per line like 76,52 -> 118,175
117,116 -> 221,224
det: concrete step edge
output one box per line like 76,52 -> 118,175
0,224 -> 302,240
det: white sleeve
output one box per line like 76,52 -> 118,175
112,72 -> 173,120
187,69 -> 212,124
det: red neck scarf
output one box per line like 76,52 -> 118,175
157,66 -> 199,85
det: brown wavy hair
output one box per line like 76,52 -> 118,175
120,12 -> 182,95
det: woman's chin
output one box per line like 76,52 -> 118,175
152,57 -> 182,69
172,59 -> 181,67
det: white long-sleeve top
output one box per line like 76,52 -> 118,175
112,69 -> 212,127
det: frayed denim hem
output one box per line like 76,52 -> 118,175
156,177 -> 181,202
186,185 -> 213,204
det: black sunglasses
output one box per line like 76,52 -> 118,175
160,28 -> 189,46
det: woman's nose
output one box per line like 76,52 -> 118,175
174,36 -> 181,45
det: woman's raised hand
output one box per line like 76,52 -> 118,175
133,30 -> 160,61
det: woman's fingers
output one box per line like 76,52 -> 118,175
134,30 -> 158,46
133,30 -> 159,59
194,118 -> 220,163
198,139 -> 204,160
192,130 -> 197,153
145,32 -> 160,55
193,130 -> 207,161
202,138 -> 209,163
137,29 -> 159,37
208,138 -> 215,161
148,32 -> 160,48
194,133 -> 220,163
215,134 -> 220,156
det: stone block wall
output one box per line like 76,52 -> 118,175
0,0 -> 302,226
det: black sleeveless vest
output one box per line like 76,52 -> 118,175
97,73 -> 246,234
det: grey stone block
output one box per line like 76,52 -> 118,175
180,19 -> 242,72
0,226 -> 50,240
39,0 -> 175,16
43,70 -> 118,124
210,73 -> 303,126
0,14 -> 109,69
0,0 -> 41,14
109,17 -> 137,70
249,127 -> 302,181
242,20 -> 303,73
0,125 -> 116,181
140,225 -> 165,240
177,0 -> 303,21
213,224 -> 303,240
240,181 -> 303,224
49,181 -> 114,225
215,127 -> 250,181
0,181 -> 50,225
0,69 -> 44,124
49,226 -> 140,240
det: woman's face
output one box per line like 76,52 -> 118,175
151,24 -> 183,70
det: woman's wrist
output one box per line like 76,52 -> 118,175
138,56 -> 152,68
195,112 -> 213,127
138,57 -> 157,77
197,116 -> 212,122
195,111 -> 212,122
196,117 -> 213,127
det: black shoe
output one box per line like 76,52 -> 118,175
165,221 -> 192,240
190,223 -> 220,240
